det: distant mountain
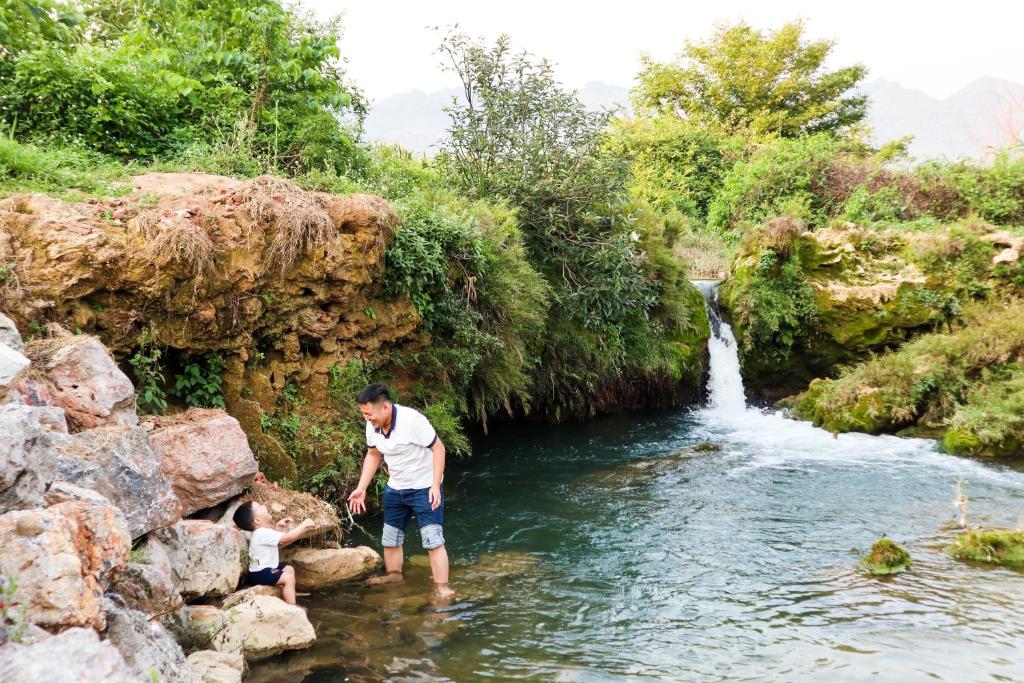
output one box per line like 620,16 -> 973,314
363,78 -> 1024,160
859,77 -> 1024,160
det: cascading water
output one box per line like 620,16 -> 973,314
691,279 -> 747,415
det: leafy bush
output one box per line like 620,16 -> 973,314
173,353 -> 226,409
128,331 -> 168,414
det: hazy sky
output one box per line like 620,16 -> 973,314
304,1 -> 1024,103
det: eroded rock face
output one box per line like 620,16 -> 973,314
147,408 -> 258,515
0,177 -> 422,480
211,594 -> 316,660
0,627 -> 136,683
27,335 -> 137,431
0,498 -> 130,629
102,596 -> 200,683
154,520 -> 245,600
285,546 -> 381,589
187,650 -> 246,683
54,425 -> 181,537
721,220 -> 1024,395
0,404 -> 67,513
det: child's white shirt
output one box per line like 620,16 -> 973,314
249,527 -> 284,571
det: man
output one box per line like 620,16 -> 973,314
347,383 -> 453,597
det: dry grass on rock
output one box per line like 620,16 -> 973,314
240,175 -> 335,273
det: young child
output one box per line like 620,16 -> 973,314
232,501 -> 314,605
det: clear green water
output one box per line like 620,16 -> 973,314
249,410 -> 1024,682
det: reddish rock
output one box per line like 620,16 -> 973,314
147,408 -> 258,515
0,498 -> 129,630
30,335 -> 137,431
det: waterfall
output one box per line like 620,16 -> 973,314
692,280 -> 748,415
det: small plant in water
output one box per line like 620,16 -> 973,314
859,537 -> 912,575
953,477 -> 969,528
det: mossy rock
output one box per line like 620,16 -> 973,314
948,529 -> 1024,567
859,537 -> 912,575
691,442 -> 722,453
941,428 -> 983,456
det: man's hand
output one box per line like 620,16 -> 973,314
348,488 -> 367,514
429,485 -> 442,511
275,517 -> 294,530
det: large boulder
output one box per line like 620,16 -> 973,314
285,546 -> 381,589
0,404 -> 67,513
108,534 -> 182,618
25,334 -> 137,431
186,650 -> 246,683
162,604 -> 228,653
0,312 -> 23,352
147,408 -> 258,515
101,596 -> 200,683
0,344 -> 29,401
211,594 -> 316,660
155,520 -> 245,600
54,425 -> 181,537
0,627 -> 136,683
0,499 -> 130,630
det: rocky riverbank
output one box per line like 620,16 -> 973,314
0,318 -> 382,682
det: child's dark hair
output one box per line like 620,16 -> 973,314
232,501 -> 255,531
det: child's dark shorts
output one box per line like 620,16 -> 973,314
246,562 -> 286,586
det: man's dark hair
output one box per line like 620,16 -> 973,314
232,501 -> 255,531
357,383 -> 391,405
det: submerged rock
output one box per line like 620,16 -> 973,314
155,520 -> 245,600
54,425 -> 182,538
187,650 -> 246,683
859,537 -> 912,575
0,627 -> 136,682
285,546 -> 382,589
211,594 -> 316,660
147,408 -> 259,515
948,529 -> 1024,567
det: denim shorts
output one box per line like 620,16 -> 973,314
381,485 -> 445,549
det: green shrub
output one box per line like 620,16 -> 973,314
173,353 -> 226,409
128,331 -> 168,415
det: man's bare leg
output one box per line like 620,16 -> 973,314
366,546 -> 405,584
428,545 -> 453,597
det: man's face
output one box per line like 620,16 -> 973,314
360,400 -> 392,429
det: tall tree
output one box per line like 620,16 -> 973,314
634,20 -> 867,138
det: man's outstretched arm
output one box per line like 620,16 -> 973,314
347,447 -> 382,514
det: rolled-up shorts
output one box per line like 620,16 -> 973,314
246,562 -> 285,586
381,485 -> 445,549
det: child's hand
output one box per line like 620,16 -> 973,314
300,518 -> 315,530
276,517 -> 294,530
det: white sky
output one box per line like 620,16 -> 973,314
303,0 -> 1024,104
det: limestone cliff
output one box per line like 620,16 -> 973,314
0,173 -> 423,479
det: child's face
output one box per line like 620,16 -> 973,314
251,502 -> 273,527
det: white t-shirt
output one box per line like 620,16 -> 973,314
366,404 -> 438,490
248,527 -> 284,571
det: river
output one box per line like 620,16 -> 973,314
249,282 -> 1024,682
